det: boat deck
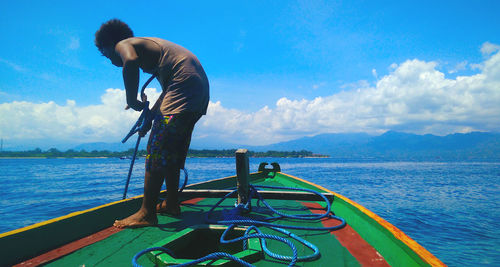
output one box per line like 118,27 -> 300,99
16,175 -> 390,266
42,200 -> 364,266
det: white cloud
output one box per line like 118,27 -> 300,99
0,58 -> 59,83
448,61 -> 468,74
480,41 -> 500,56
195,50 -> 500,144
1,46 -> 500,147
0,88 -> 161,145
312,82 -> 326,89
0,58 -> 27,72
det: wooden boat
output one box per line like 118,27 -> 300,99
0,150 -> 445,266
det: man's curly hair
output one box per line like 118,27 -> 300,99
95,19 -> 134,55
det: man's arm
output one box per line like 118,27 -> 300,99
115,41 -> 144,111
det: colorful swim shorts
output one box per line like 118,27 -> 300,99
145,112 -> 201,172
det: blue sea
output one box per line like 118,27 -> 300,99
0,157 -> 499,266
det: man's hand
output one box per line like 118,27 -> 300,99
138,119 -> 152,137
124,100 -> 145,111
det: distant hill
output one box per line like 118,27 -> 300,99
72,142 -> 142,152
246,132 -> 373,153
248,131 -> 500,160
70,136 -> 241,152
71,131 -> 500,160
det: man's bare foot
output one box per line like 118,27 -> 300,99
113,209 -> 158,228
156,200 -> 181,215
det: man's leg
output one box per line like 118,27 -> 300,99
156,166 -> 181,215
113,168 -> 166,228
156,113 -> 200,214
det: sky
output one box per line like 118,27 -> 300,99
1,0 -> 500,150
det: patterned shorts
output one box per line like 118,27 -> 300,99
145,112 -> 201,172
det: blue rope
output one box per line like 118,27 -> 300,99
205,185 -> 345,231
203,185 -> 345,265
132,247 -> 174,267
133,183 -> 345,266
121,74 -> 156,199
241,226 -> 320,262
179,168 -> 188,192
132,246 -> 254,267
251,184 -> 332,220
172,252 -> 254,267
121,102 -> 151,199
220,224 -> 298,266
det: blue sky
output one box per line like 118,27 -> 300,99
1,0 -> 500,150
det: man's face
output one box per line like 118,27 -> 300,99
102,46 -> 123,67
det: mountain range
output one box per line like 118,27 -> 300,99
71,131 -> 500,160
247,131 -> 500,160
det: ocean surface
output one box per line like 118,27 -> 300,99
0,157 -> 499,266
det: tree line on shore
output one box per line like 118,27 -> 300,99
0,148 -> 328,158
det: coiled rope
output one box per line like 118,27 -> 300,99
132,183 -> 345,266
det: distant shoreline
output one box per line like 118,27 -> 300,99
0,156 -> 331,159
0,157 -> 111,159
0,148 -> 328,159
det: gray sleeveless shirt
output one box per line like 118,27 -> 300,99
142,37 -> 209,116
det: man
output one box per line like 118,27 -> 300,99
95,19 -> 209,228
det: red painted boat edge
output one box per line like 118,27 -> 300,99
284,172 -> 445,267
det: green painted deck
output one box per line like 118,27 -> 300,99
45,198 -> 357,266
2,167 -> 444,266
42,175 -> 360,266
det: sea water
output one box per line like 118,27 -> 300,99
0,157 -> 498,266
